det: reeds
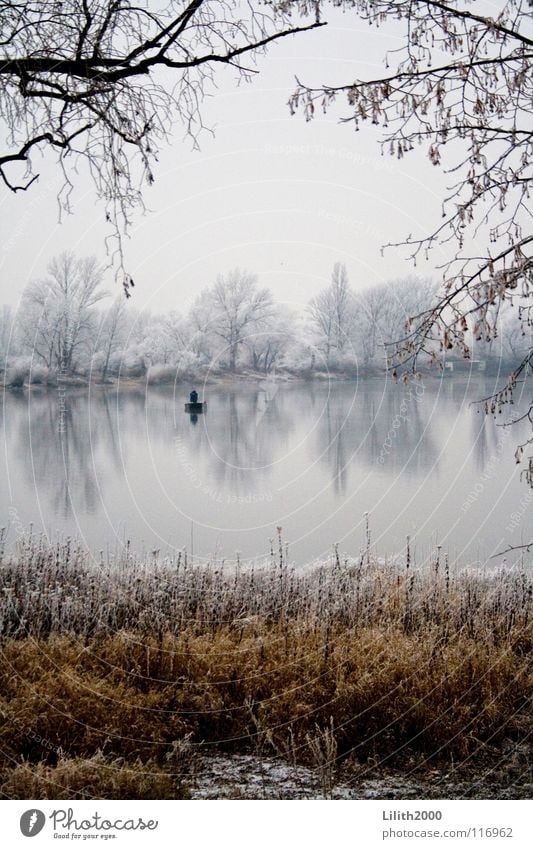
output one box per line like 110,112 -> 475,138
1,534 -> 530,643
0,535 -> 531,798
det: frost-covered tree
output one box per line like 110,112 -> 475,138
243,305 -> 296,373
92,296 -> 129,381
191,269 -> 275,371
308,262 -> 355,364
493,302 -> 532,366
354,277 -> 438,368
0,304 -> 18,368
19,252 -> 106,372
137,310 -> 202,379
354,284 -> 388,366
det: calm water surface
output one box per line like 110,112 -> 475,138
1,378 -> 531,566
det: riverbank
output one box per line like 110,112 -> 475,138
3,368 -> 381,390
3,358 -> 508,390
0,539 -> 531,799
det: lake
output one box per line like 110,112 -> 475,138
1,377 -> 531,566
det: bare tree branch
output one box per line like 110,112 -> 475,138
289,0 -> 532,492
0,1 -> 325,290
492,541 -> 532,558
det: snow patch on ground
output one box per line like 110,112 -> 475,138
189,754 -> 531,800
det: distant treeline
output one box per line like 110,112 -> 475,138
1,254 -> 527,386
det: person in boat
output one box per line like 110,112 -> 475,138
189,389 -> 199,404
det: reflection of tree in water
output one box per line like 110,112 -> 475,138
10,382 -> 440,527
314,382 -> 439,488
406,377 -> 502,476
369,383 -> 438,473
470,402 -> 506,475
320,392 -> 352,495
144,388 -> 180,437
14,389 -> 129,519
472,405 -> 489,472
97,389 -> 127,471
193,387 -> 295,492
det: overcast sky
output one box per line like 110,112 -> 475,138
0,7 -> 459,315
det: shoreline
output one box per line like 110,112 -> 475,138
2,362 -> 512,392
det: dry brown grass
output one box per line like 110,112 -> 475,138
1,752 -> 190,799
0,537 -> 531,798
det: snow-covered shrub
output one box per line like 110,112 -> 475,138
89,351 -> 105,375
327,351 -> 359,374
147,364 -> 177,385
282,343 -> 319,377
104,350 -> 123,377
28,365 -> 52,384
5,359 -> 30,387
121,352 -> 146,378
175,351 -> 205,381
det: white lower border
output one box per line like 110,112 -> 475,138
2,799 -> 531,848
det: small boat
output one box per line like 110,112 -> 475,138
185,401 -> 207,413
